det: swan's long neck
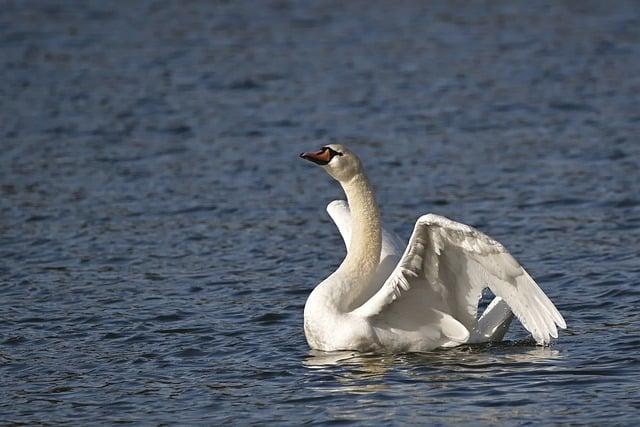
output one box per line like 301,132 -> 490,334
333,172 -> 382,309
340,173 -> 381,273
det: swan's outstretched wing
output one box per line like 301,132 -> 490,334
327,200 -> 404,260
353,214 -> 566,345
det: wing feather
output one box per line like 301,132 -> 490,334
353,213 -> 566,345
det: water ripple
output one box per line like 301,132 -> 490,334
1,0 -> 639,424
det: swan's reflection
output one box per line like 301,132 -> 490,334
303,350 -> 392,394
303,341 -> 564,395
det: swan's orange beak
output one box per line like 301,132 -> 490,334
300,148 -> 332,165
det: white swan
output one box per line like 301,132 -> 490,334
300,144 -> 566,353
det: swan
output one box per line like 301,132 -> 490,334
299,144 -> 566,353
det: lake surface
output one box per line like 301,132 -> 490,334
1,0 -> 639,424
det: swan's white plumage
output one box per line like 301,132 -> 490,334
352,214 -> 566,346
301,144 -> 566,353
326,200 -> 518,346
327,199 -> 404,263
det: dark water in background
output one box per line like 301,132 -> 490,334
1,0 -> 640,424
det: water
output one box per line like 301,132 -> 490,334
1,0 -> 639,424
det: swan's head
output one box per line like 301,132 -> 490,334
300,144 -> 362,182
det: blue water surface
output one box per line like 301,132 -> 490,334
1,1 -> 639,424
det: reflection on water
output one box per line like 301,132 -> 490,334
304,342 -> 563,396
304,350 -> 365,367
302,343 -> 566,422
304,350 -> 392,394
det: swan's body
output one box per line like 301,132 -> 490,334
300,145 -> 566,353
